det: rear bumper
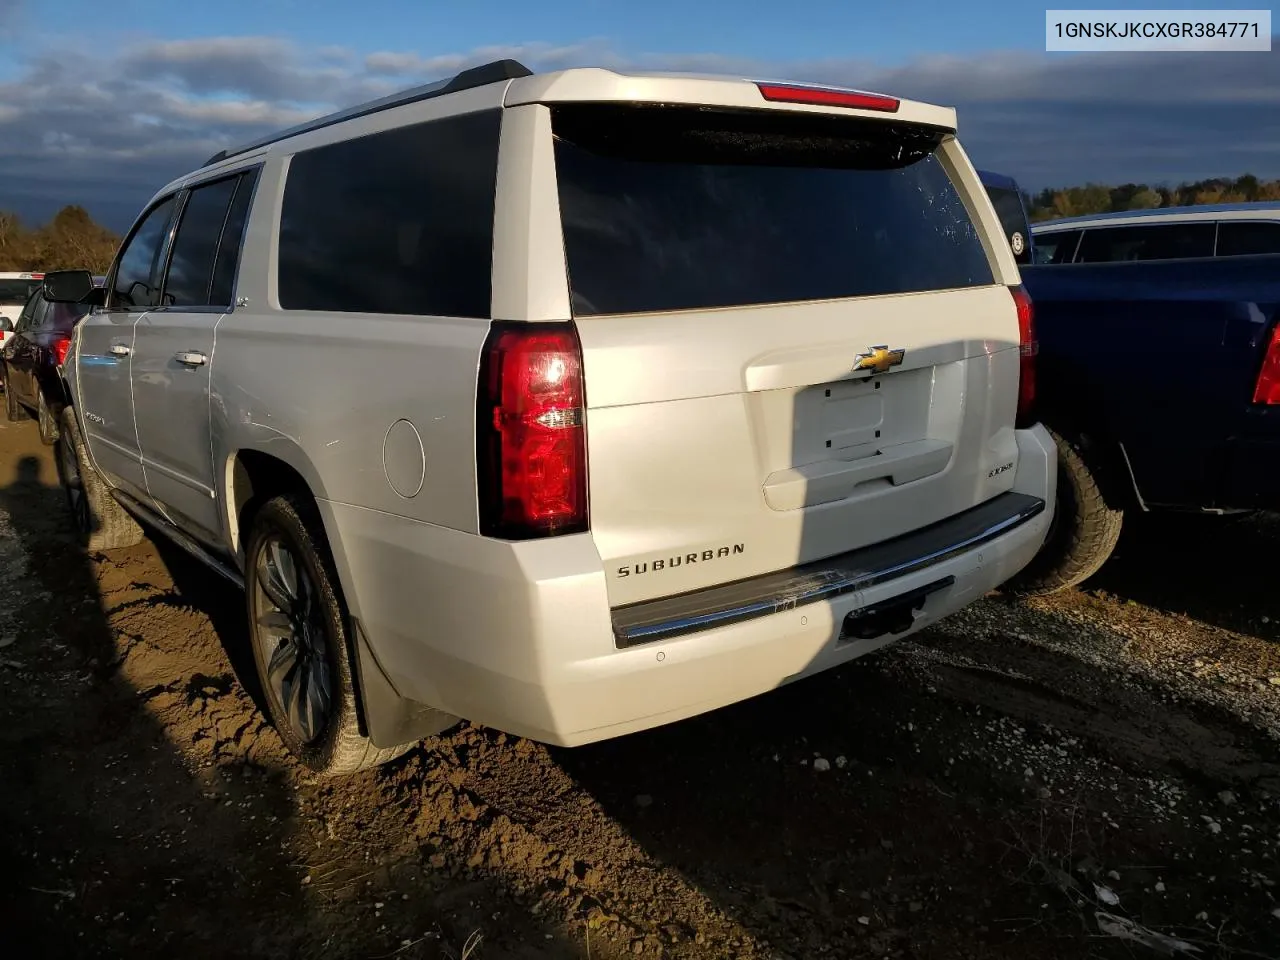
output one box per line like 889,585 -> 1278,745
1219,432 -> 1280,509
319,424 -> 1056,747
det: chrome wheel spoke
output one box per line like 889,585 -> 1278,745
256,547 -> 293,611
265,637 -> 298,690
257,610 -> 293,636
284,665 -> 310,741
253,533 -> 332,746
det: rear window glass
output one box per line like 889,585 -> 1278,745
1216,220 -> 1280,257
1076,222 -> 1216,263
551,104 -> 994,316
0,279 -> 40,305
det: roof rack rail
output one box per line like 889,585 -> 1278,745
201,58 -> 533,168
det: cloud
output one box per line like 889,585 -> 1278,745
0,35 -> 1276,230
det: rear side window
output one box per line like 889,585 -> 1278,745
111,196 -> 178,309
1075,223 -> 1215,263
1216,220 -> 1280,257
551,104 -> 993,316
163,176 -> 241,307
277,110 -> 501,318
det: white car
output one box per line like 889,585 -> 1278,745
0,272 -> 43,351
47,60 -> 1055,775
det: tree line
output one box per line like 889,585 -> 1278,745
1025,174 -> 1280,222
0,205 -> 120,274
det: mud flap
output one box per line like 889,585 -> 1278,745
350,618 -> 459,749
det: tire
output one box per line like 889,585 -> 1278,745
36,390 -> 59,446
244,493 -> 415,776
1004,427 -> 1124,597
4,365 -> 28,422
54,407 -> 145,552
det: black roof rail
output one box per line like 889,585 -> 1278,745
201,58 -> 533,168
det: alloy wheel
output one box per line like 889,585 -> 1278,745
252,536 -> 333,744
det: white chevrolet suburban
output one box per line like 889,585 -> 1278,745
43,60 -> 1056,775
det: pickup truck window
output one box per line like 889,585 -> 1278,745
277,110 -> 500,319
1076,222 -> 1215,263
111,196 -> 178,310
1216,220 -> 1280,258
163,176 -> 240,307
551,103 -> 994,316
1032,229 -> 1082,264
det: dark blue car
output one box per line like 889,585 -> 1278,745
979,174 -> 1280,595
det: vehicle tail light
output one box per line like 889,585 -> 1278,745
756,82 -> 900,113
1252,322 -> 1280,404
1011,285 -> 1038,429
477,321 -> 588,539
52,334 -> 72,367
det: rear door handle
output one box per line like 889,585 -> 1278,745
108,342 -> 131,357
175,351 -> 207,367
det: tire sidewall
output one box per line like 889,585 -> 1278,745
37,391 -> 57,444
245,497 -> 360,772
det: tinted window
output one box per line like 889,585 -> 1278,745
984,186 -> 1032,264
1216,220 -> 1280,257
1076,223 -> 1215,263
0,279 -> 40,305
15,291 -> 42,332
211,169 -> 259,306
1032,230 -> 1082,264
278,111 -> 500,318
112,197 -> 177,309
163,176 -> 239,307
551,104 -> 992,316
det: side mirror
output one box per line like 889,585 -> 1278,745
43,270 -> 96,304
0,317 -> 12,333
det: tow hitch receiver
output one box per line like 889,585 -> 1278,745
839,576 -> 955,642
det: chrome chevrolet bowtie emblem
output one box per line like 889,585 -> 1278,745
853,345 -> 906,374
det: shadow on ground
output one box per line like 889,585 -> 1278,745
0,425 -> 589,959
1085,510 -> 1280,641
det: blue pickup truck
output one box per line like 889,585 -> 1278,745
978,176 -> 1280,595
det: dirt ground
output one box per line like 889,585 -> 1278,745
1,417 -> 1278,960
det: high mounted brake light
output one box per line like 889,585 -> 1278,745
1011,285 -> 1038,429
756,82 -> 900,113
1252,322 -> 1280,405
477,322 -> 589,539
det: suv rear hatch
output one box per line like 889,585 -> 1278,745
544,97 -> 1023,608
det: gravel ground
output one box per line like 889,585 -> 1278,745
1,418 -> 1278,960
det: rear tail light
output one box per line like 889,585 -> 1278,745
52,334 -> 72,367
1011,285 -> 1038,429
756,82 -> 900,113
477,321 -> 589,539
1253,322 -> 1280,404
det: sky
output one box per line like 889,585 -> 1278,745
1,0 -> 1277,230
